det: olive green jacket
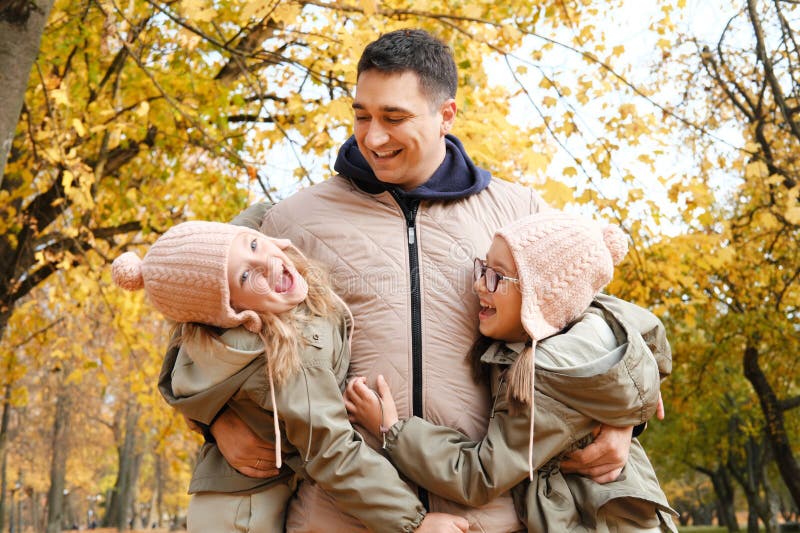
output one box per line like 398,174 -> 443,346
383,294 -> 677,532
158,311 -> 426,532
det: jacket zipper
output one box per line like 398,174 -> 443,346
390,190 -> 428,509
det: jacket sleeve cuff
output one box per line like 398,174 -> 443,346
402,510 -> 427,532
383,418 -> 411,453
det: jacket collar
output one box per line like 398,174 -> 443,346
333,134 -> 491,200
480,340 -> 529,365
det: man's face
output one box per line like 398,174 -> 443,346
353,70 -> 456,191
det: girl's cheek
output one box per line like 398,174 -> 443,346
249,271 -> 272,295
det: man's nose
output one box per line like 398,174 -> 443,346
364,120 -> 389,148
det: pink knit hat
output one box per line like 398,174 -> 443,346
495,211 -> 628,479
111,221 -> 266,333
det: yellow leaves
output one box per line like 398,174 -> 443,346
618,103 -> 636,119
785,186 -> 800,224
744,160 -> 769,180
462,4 -> 484,19
612,45 -> 625,57
62,169 -> 75,190
43,146 -> 63,164
656,38 -> 672,51
136,101 -> 150,118
181,0 -> 215,22
10,386 -> 29,408
71,118 -> 87,137
50,88 -> 70,107
522,150 -> 551,174
328,99 -> 352,123
240,1 -> 273,22
743,142 -> 760,155
539,179 -> 575,208
272,2 -> 301,25
358,0 -> 378,16
542,96 -> 558,108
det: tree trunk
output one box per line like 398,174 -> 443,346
147,452 -> 164,528
699,465 -> 739,531
726,416 -> 776,533
103,402 -> 141,530
31,489 -> 43,533
0,383 -> 10,533
0,0 -> 56,184
743,343 -> 800,508
45,391 -> 70,533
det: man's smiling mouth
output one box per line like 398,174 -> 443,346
373,149 -> 402,158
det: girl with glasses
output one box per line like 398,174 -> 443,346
346,211 -> 678,532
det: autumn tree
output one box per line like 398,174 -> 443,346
7,0 -> 740,528
607,1 -> 799,527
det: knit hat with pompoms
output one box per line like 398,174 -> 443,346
111,221 -> 265,333
112,220 -> 295,467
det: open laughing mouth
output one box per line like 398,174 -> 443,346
478,304 -> 496,320
273,266 -> 295,293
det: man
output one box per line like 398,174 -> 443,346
162,29 -> 653,531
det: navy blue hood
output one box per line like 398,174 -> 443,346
333,134 -> 491,200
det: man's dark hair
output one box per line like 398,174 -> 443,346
357,28 -> 457,106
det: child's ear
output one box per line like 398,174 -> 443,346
268,237 -> 292,249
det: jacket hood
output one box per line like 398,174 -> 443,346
333,134 -> 491,200
171,326 -> 264,409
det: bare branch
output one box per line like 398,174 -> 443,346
748,0 -> 800,140
779,395 -> 800,411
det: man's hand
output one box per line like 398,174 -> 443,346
211,409 -> 280,478
415,513 -> 469,532
559,424 -> 633,484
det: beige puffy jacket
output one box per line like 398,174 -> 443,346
256,174 -> 545,531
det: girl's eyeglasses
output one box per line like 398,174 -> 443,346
473,258 -> 519,293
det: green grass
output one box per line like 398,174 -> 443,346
678,523 -> 764,533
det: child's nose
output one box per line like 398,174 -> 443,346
473,275 -> 486,294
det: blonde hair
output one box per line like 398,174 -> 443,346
172,245 -> 342,386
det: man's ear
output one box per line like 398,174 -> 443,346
440,98 -> 457,135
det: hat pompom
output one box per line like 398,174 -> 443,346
603,225 -> 628,265
112,252 -> 145,291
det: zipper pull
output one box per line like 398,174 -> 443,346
407,225 -> 415,245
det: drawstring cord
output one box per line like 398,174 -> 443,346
253,292 -> 353,471
528,343 -> 536,481
259,332 -> 282,469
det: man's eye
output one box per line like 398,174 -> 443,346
355,115 -> 370,122
240,271 -> 250,284
250,239 -> 257,251
385,117 -> 405,124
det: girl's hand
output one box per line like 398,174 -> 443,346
344,374 -> 398,439
416,512 -> 469,532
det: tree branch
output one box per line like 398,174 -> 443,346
748,0 -> 800,140
779,395 -> 800,412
